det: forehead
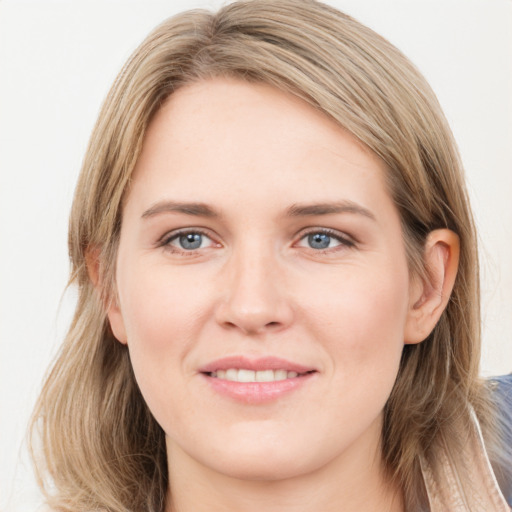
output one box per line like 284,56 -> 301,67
126,78 -> 393,219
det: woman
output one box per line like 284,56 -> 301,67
30,1 -> 512,510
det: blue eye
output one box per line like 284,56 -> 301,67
162,230 -> 216,252
307,233 -> 334,249
178,233 -> 203,250
297,229 -> 352,251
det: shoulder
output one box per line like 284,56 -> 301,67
488,374 -> 512,506
489,373 -> 512,405
489,374 -> 512,425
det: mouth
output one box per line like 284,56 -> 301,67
206,368 -> 315,382
199,356 -> 318,403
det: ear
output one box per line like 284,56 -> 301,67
404,229 -> 460,344
85,246 -> 128,345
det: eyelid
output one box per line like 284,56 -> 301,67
294,227 -> 357,249
157,227 -> 221,253
155,226 -> 356,255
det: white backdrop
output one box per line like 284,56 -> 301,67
1,0 -> 511,510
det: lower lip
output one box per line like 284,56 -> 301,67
201,373 -> 316,404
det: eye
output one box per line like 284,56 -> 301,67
296,229 -> 354,251
306,232 -> 339,250
160,229 -> 218,253
175,232 -> 206,250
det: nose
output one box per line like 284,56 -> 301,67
214,244 -> 294,335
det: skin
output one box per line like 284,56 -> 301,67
103,78 -> 459,512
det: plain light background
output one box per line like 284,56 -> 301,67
1,0 -> 511,510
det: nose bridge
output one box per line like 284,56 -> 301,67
216,237 -> 292,334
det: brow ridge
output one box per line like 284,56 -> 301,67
141,199 -> 375,221
286,201 -> 376,220
141,201 -> 219,219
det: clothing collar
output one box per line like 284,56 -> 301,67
420,408 -> 510,511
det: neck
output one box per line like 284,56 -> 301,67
165,423 -> 404,512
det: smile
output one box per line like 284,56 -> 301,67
199,356 -> 317,403
208,369 -> 307,382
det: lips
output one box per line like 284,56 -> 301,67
199,356 -> 317,404
211,368 -> 303,382
199,355 -> 315,374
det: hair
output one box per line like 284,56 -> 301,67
30,1 -> 512,510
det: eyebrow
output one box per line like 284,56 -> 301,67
141,201 -> 220,219
285,201 -> 376,221
141,199 -> 376,221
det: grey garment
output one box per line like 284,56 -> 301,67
491,373 -> 512,507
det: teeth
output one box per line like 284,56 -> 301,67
211,369 -> 303,382
256,370 -> 274,382
226,369 -> 238,381
238,369 -> 255,382
275,369 -> 287,380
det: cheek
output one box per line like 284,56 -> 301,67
313,269 -> 409,425
303,261 -> 410,379
119,264 -> 210,350
115,263 -> 213,407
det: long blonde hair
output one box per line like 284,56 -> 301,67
30,1 -> 511,510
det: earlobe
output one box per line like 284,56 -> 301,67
106,303 -> 128,345
85,246 -> 128,345
404,229 -> 460,344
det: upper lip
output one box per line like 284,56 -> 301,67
199,356 -> 316,374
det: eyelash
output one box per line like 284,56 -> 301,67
296,228 -> 356,253
158,228 -> 219,255
157,227 -> 356,255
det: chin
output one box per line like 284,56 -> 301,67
193,436 -> 327,482
211,455 -> 313,482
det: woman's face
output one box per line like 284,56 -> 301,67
109,78 -> 420,482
